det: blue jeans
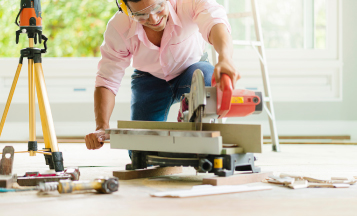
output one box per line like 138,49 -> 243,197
128,61 -> 214,160
130,61 -> 214,121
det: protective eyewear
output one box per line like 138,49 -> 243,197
128,0 -> 167,22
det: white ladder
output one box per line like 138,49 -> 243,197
212,0 -> 280,152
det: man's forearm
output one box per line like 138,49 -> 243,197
208,23 -> 240,87
209,23 -> 233,60
94,87 -> 115,130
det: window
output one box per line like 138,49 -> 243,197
212,0 -> 342,101
222,0 -> 327,50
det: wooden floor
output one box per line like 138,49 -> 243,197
0,143 -> 357,216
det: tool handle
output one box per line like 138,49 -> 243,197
211,74 -> 233,117
58,180 -> 99,193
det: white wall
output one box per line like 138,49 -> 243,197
0,0 -> 356,140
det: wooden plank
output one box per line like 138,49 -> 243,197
202,172 -> 272,186
113,167 -> 183,180
17,176 -> 70,186
150,185 -> 272,198
264,141 -> 357,145
117,120 -> 195,131
109,129 -> 169,136
107,128 -> 220,138
263,135 -> 351,140
202,123 -> 262,153
116,121 -> 262,153
221,147 -> 244,155
110,134 -> 222,154
170,130 -> 220,138
0,175 -> 15,188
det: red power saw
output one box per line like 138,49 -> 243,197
178,69 -> 263,130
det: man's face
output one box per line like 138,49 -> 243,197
127,0 -> 169,32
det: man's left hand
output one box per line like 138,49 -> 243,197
213,56 -> 241,90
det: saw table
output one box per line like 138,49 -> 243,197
108,69 -> 263,178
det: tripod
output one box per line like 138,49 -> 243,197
0,34 -> 64,172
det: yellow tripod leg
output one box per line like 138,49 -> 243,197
35,62 -> 64,172
34,62 -> 63,172
28,59 -> 36,156
35,71 -> 51,150
34,63 -> 58,152
0,64 -> 22,137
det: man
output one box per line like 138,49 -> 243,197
85,0 -> 240,150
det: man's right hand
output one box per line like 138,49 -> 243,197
85,129 -> 110,150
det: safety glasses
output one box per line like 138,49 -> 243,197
128,0 -> 167,22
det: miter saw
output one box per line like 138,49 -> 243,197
107,69 -> 263,177
178,69 -> 263,129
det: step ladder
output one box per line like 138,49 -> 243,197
211,0 -> 280,152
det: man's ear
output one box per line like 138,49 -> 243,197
117,0 -> 129,16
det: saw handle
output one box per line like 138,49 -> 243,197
211,74 -> 233,117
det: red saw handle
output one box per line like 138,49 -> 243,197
211,74 -> 233,117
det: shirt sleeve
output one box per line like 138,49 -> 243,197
191,0 -> 231,44
95,20 -> 132,95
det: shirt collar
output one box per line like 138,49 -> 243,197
126,20 -> 139,40
167,0 -> 182,28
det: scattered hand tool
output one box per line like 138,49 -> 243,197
0,146 -> 16,188
38,177 -> 119,194
17,167 -> 80,186
58,177 -> 119,194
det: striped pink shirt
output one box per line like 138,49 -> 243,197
96,0 -> 231,95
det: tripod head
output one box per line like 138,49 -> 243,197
15,0 -> 44,45
15,0 -> 47,53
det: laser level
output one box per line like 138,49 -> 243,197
15,0 -> 44,44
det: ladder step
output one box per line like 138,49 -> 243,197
233,40 -> 262,46
227,12 -> 252,19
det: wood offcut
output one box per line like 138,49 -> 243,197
202,172 -> 272,186
113,167 -> 183,180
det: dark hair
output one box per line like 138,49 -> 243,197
123,0 -> 142,5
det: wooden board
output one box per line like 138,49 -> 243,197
17,176 -> 70,186
202,172 -> 272,186
263,135 -> 351,140
150,185 -> 272,198
110,134 -> 223,154
202,123 -> 262,153
117,120 -> 195,131
107,128 -> 220,138
264,141 -> 357,145
221,147 -> 244,154
116,120 -> 262,153
113,167 -> 183,180
0,175 -> 15,188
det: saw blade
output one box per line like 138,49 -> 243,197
194,106 -> 204,131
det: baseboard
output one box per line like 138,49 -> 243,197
232,120 -> 357,141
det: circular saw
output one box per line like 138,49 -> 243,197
178,69 -> 263,128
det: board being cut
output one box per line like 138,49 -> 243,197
111,120 -> 262,153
